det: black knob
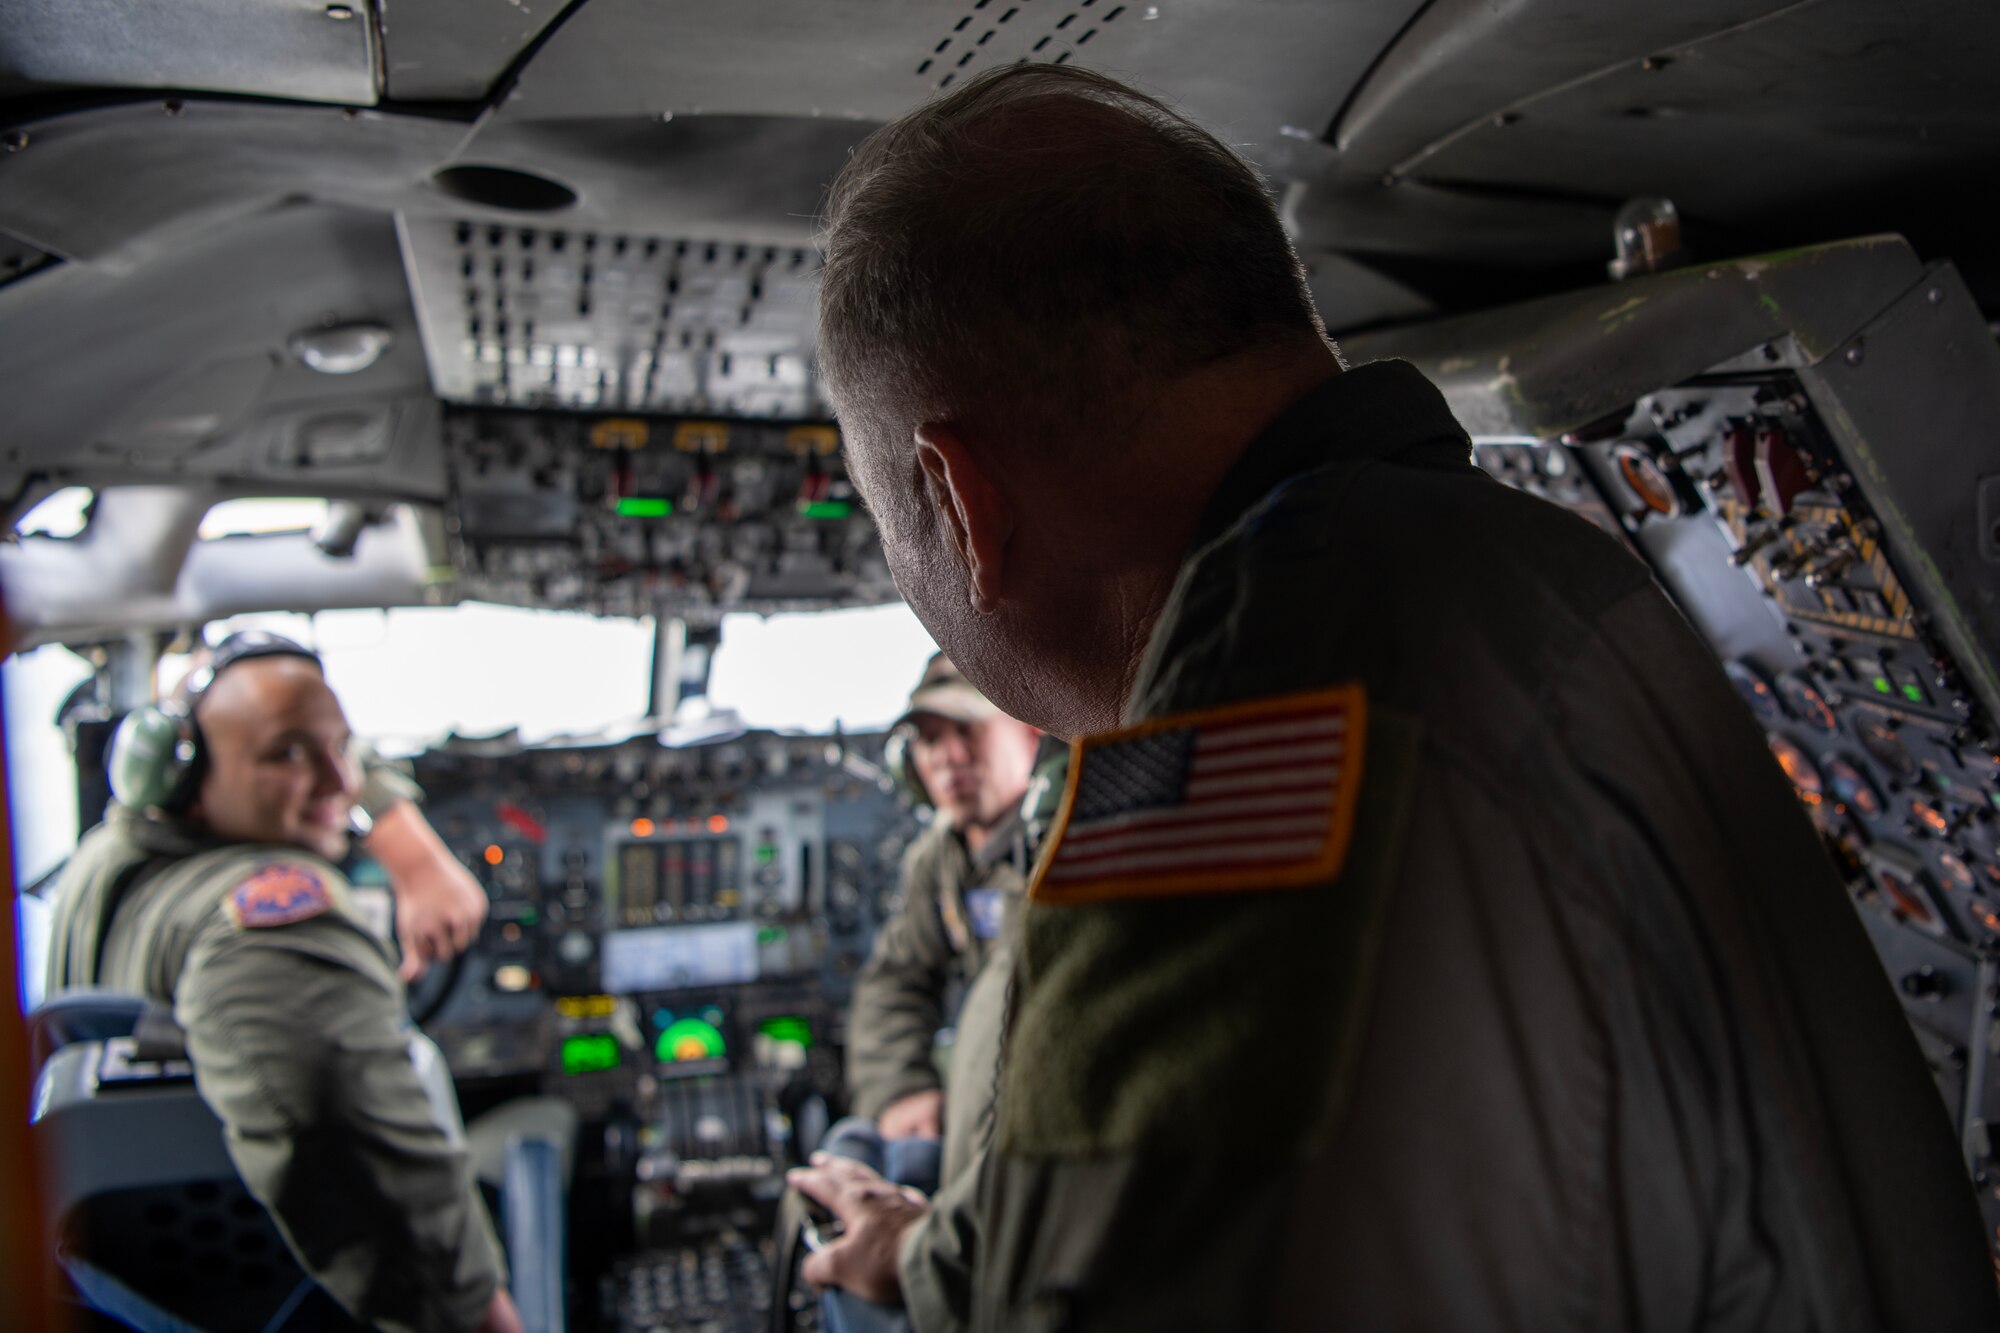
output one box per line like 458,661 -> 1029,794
1900,966 -> 1948,1000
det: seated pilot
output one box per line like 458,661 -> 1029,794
837,656 -> 1042,1184
811,656 -> 1045,1332
42,630 -> 523,1333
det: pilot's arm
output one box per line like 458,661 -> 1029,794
355,751 -> 490,981
175,856 -> 507,1332
846,834 -> 959,1133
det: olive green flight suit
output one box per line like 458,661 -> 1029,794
45,805 -> 504,1333
847,810 -> 1025,1185
899,360 -> 1997,1331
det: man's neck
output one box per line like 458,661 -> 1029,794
1036,343 -> 1343,735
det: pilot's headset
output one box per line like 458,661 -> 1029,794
882,653 -> 1002,809
107,630 -> 324,814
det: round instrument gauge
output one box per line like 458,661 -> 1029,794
1936,851 -> 1976,897
1765,734 -> 1823,802
1963,896 -> 2000,938
1777,673 -> 1838,734
1823,756 -> 1884,817
1909,800 -> 1951,839
1614,444 -> 1681,517
1726,661 -> 1785,723
1875,866 -> 1944,934
1856,716 -> 1918,781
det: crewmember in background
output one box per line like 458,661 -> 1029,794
788,64 -> 1998,1329
44,631 -> 521,1333
838,653 -> 1042,1190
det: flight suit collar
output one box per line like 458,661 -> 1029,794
109,801 -> 231,860
1189,358 -> 1472,553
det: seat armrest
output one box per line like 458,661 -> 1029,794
28,992 -> 145,1075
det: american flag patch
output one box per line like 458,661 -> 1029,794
1031,685 -> 1367,905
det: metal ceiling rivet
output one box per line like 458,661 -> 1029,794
325,4 -> 356,18
1928,288 -> 1945,305
1845,342 -> 1865,366
1492,111 -> 1521,128
1641,55 -> 1671,72
1,131 -> 26,153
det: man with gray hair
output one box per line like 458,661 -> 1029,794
787,64 -> 1996,1330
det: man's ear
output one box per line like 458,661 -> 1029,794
913,423 -> 1014,614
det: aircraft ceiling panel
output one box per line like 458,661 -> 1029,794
1401,0 -> 2000,230
377,0 -> 562,103
0,228 -> 53,288
0,205 -> 446,502
0,0 -> 377,106
0,100 -> 465,268
401,212 -> 826,415
420,114 -> 869,244
471,0 -> 1426,164
1329,0 -> 1795,167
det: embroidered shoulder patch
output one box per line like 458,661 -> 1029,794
226,863 -> 333,929
1030,684 -> 1367,905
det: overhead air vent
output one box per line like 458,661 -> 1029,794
401,218 -> 824,418
915,0 -> 1132,90
432,165 -> 579,214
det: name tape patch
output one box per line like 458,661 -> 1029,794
1030,684 -> 1367,906
227,864 -> 333,929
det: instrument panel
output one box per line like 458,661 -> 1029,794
1462,355 -> 2000,1259
403,726 -> 913,1090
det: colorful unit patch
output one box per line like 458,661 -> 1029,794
1031,684 -> 1367,905
226,864 -> 333,929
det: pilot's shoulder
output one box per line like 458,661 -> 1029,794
220,858 -> 343,931
1006,686 -> 1423,1157
168,846 -> 354,936
1030,683 -> 1380,910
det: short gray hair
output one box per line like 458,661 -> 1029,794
818,64 -> 1325,439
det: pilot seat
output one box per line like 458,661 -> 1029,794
29,991 -> 570,1333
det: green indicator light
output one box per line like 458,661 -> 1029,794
757,925 -> 788,946
755,844 -> 777,864
801,500 -> 853,521
759,1016 -> 813,1049
1902,683 -> 1925,703
657,1018 -> 726,1063
1871,676 -> 1893,695
520,910 -> 538,926
616,496 -> 673,518
561,1033 -> 621,1077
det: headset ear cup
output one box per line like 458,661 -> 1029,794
883,730 -> 930,808
107,706 -> 201,814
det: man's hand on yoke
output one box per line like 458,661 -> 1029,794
789,1153 -> 929,1306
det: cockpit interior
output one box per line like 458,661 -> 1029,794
4,1 -> 1999,1328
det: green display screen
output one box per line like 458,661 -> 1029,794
800,500 -> 853,521
616,496 -> 674,518
759,1016 -> 813,1049
561,1032 -> 622,1077
657,1017 -> 727,1063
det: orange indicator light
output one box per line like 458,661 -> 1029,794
483,844 -> 504,866
631,817 -> 655,837
706,814 -> 730,834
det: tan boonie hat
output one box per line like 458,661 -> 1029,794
895,652 -> 1001,728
